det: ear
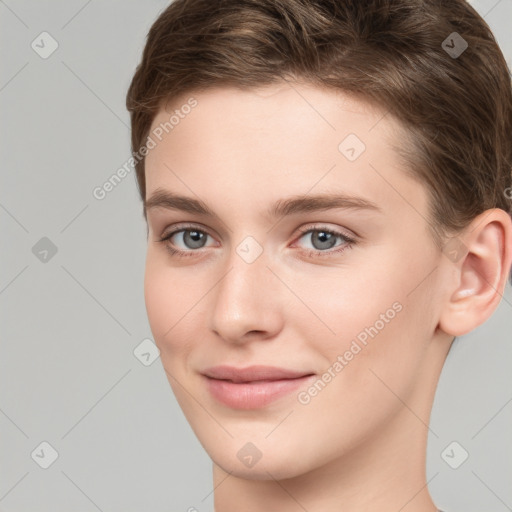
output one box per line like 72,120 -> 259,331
438,208 -> 512,337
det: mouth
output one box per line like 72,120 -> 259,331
201,365 -> 316,409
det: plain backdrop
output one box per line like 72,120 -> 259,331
1,1 -> 511,511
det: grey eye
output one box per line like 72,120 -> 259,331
308,230 -> 339,250
180,230 -> 208,249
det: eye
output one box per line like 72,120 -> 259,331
293,226 -> 356,258
158,224 -> 216,257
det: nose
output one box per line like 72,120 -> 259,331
209,243 -> 285,344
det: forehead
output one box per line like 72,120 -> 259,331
143,82 -> 425,222
149,81 -> 390,137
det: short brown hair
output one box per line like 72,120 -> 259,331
126,0 -> 512,253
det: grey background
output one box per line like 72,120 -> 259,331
0,0 -> 511,511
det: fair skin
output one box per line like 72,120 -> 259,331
142,81 -> 512,512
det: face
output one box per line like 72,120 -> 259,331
143,82 -> 451,480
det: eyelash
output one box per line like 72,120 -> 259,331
157,223 -> 356,259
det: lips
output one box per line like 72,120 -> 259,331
203,365 -> 313,382
202,365 -> 315,409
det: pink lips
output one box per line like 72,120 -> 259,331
202,365 -> 315,409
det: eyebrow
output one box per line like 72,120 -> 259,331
144,188 -> 381,220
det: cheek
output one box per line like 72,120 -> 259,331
292,266 -> 402,349
144,255 -> 192,355
144,260 -> 171,341
144,262 -> 197,415
144,254 -> 215,379
292,294 -> 430,454
304,267 -> 431,399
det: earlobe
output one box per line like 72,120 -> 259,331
438,209 -> 512,337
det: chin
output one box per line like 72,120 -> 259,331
211,453 -> 307,481
203,432 -> 330,482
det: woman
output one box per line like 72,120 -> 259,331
126,1 -> 512,510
